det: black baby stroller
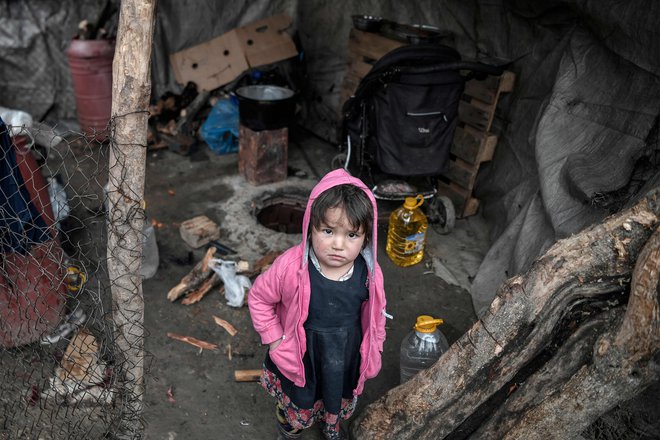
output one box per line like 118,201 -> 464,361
337,44 -> 503,228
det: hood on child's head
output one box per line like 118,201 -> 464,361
301,169 -> 378,270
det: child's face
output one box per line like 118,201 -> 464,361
311,206 -> 366,279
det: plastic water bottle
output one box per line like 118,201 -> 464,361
140,219 -> 159,279
386,194 -> 428,267
104,184 -> 159,279
400,315 -> 449,383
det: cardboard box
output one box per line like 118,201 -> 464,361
170,14 -> 298,91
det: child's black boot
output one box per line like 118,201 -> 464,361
276,404 -> 303,439
321,423 -> 348,440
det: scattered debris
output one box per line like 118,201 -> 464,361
208,259 -> 251,307
40,308 -> 87,345
151,218 -> 166,229
168,248 -> 280,305
148,82 -> 201,154
207,240 -> 238,256
27,385 -> 39,406
76,0 -> 118,40
234,370 -> 261,382
180,273 -> 221,305
167,386 -> 176,403
167,247 -> 217,302
41,328 -> 115,407
64,266 -> 87,294
66,385 -> 116,406
250,251 -> 282,276
236,260 -> 251,273
212,316 -> 238,336
57,329 -> 106,385
159,90 -> 211,155
431,256 -> 462,288
167,332 -> 218,351
179,215 -> 221,249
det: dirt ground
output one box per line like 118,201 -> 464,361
139,129 -> 489,439
2,126 -> 656,439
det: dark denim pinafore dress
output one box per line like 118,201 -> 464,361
265,254 -> 368,415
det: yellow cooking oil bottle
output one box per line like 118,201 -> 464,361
386,194 -> 428,267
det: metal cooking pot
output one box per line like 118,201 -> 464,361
235,85 -> 296,131
352,15 -> 383,32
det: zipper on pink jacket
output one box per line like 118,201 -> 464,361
295,267 -> 306,387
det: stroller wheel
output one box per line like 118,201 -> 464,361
434,196 -> 455,235
331,153 -> 347,170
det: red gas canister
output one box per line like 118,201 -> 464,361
66,38 -> 115,141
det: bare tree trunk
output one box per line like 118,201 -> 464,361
501,226 -> 660,440
107,0 -> 156,438
351,192 -> 660,440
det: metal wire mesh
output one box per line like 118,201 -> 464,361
0,120 -> 145,439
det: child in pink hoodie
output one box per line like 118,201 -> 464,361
249,169 -> 387,440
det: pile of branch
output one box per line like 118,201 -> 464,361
352,190 -> 660,440
77,0 -> 118,40
167,248 -> 282,305
148,82 -> 211,155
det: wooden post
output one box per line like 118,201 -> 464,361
107,0 -> 156,438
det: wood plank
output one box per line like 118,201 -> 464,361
348,58 -> 374,79
464,70 -> 516,104
498,70 -> 516,93
436,179 -> 465,213
462,197 -> 480,217
451,126 -> 498,165
436,179 -> 479,218
348,29 -> 404,62
464,76 -> 500,105
342,72 -> 360,91
340,72 -> 360,104
179,215 -> 221,249
442,156 -> 479,190
473,130 -> 498,163
234,369 -> 262,382
458,100 -> 492,132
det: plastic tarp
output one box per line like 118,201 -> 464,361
462,1 -> 660,315
0,1 -> 101,121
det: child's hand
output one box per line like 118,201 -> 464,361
269,337 -> 283,351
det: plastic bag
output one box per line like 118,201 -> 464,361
200,98 -> 239,155
209,258 -> 251,307
0,106 -> 33,136
46,175 -> 70,230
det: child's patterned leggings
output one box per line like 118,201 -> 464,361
276,403 -> 341,435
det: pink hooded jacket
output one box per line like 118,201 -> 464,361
248,169 -> 387,396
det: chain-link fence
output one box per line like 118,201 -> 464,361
0,119 -> 146,439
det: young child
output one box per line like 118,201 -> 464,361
248,168 -> 387,440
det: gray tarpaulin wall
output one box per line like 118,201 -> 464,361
1,0 -> 659,315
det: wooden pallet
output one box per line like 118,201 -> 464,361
438,71 -> 515,217
340,28 -> 515,218
340,29 -> 406,107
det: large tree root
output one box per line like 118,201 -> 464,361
352,191 -> 660,440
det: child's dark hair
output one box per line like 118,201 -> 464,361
310,184 -> 373,242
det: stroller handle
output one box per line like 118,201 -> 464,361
395,61 -> 504,77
